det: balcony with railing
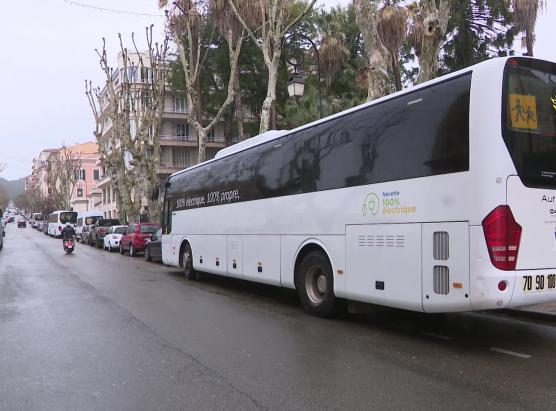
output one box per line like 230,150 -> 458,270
163,106 -> 189,118
159,162 -> 191,172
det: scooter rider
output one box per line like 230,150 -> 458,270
61,222 -> 76,241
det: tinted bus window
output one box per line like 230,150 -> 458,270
503,58 -> 556,188
302,73 -> 471,191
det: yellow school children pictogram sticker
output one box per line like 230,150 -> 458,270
509,93 -> 538,130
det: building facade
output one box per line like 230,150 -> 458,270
95,51 -> 248,221
69,141 -> 102,213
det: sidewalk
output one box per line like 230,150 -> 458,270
503,302 -> 556,322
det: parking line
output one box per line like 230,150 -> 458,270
489,347 -> 532,359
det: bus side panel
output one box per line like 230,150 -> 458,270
191,235 -> 228,276
243,235 -> 281,286
227,236 -> 243,278
421,222 -> 471,313
344,223 -> 423,312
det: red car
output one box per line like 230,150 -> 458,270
119,223 -> 160,257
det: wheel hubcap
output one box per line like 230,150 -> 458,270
305,266 -> 327,305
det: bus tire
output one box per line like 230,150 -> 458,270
296,250 -> 337,318
182,243 -> 197,280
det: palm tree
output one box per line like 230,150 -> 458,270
377,1 -> 408,91
512,0 -> 545,56
316,7 -> 351,89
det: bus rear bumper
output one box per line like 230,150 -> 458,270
508,270 -> 556,308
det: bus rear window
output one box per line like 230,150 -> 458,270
60,212 -> 78,224
85,216 -> 102,225
503,58 -> 556,188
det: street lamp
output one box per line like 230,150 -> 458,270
287,73 -> 305,98
282,33 -> 323,119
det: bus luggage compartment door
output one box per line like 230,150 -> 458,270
421,222 -> 471,312
345,224 -> 422,311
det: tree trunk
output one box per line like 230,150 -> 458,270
354,0 -> 391,101
259,58 -> 279,133
392,53 -> 402,92
525,27 -> 534,56
416,0 -> 450,84
224,109 -> 233,146
233,67 -> 244,140
197,127 -> 207,163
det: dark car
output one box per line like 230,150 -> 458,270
120,223 -> 160,257
89,219 -> 120,248
17,219 -> 26,228
144,228 -> 162,262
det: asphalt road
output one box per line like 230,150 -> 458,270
2,224 -> 556,410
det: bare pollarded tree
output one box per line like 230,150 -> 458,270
227,0 -> 318,133
43,146 -> 82,210
160,0 -> 244,162
86,26 -> 169,223
408,0 -> 452,84
353,0 -> 392,101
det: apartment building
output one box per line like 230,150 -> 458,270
96,50 -> 244,220
31,148 -> 59,197
69,141 -> 102,213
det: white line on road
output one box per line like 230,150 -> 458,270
422,332 -> 453,341
489,347 -> 532,359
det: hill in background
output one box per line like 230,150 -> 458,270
0,177 -> 26,200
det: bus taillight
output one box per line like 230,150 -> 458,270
482,205 -> 522,271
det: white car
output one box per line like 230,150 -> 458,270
103,225 -> 128,252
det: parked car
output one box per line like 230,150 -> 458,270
144,228 -> 162,262
120,223 -> 160,257
89,219 -> 120,248
17,219 -> 26,228
103,225 -> 128,252
77,212 -> 103,243
36,220 -> 45,232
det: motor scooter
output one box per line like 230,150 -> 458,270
63,237 -> 75,254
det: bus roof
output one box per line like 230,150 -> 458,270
168,56 -> 522,181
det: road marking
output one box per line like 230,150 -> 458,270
422,332 -> 452,341
489,347 -> 532,359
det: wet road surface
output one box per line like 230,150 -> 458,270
2,224 -> 556,410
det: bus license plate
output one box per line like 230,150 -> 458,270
522,274 -> 556,293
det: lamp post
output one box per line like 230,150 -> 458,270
282,33 -> 323,119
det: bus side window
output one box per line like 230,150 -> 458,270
163,199 -> 172,234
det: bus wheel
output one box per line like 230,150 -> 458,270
182,243 -> 197,280
297,251 -> 336,317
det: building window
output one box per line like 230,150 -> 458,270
146,147 -> 153,159
174,96 -> 186,113
107,187 -> 111,203
140,67 -> 152,83
172,149 -> 191,167
94,170 -> 100,180
103,189 -> 106,204
77,188 -> 83,197
175,123 -> 189,139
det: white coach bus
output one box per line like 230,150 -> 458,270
47,210 -> 78,237
161,57 -> 556,316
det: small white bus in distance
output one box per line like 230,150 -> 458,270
31,213 -> 44,229
47,210 -> 78,238
161,57 -> 556,316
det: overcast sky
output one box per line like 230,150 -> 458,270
0,0 -> 554,180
